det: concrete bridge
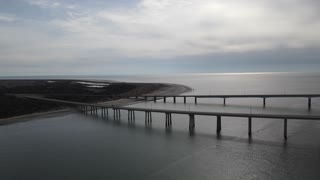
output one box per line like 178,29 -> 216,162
20,94 -> 320,140
127,94 -> 320,110
23,93 -> 320,109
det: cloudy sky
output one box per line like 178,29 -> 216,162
0,0 -> 320,75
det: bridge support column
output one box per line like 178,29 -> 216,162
145,96 -> 147,101
195,97 -> 197,104
165,113 -> 172,127
164,97 -> 166,103
184,96 -> 186,104
217,116 -> 221,134
113,109 -> 120,120
173,97 -> 176,103
263,98 -> 266,108
145,111 -> 152,124
223,98 -> 226,106
308,98 -> 312,110
189,114 -> 195,132
284,118 -> 287,139
248,117 -> 252,137
128,110 -> 135,121
154,96 -> 157,102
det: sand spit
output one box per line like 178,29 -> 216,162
0,80 -> 191,125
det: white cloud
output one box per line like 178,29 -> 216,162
1,0 -> 320,65
0,14 -> 17,22
25,0 -> 67,8
49,0 -> 320,58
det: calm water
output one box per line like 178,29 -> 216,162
1,73 -> 320,180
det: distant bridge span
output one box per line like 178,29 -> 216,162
14,93 -> 320,109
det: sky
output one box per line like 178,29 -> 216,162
0,0 -> 320,76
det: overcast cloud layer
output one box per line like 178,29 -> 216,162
1,0 -> 320,75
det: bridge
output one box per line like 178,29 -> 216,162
127,94 -> 320,110
24,93 -> 320,109
18,94 -> 320,140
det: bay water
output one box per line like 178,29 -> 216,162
1,72 -> 320,180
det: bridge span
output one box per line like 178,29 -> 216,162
128,94 -> 320,110
16,93 -> 320,109
19,94 -> 320,140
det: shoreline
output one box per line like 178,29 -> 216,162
0,81 -> 191,125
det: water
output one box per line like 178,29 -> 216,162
1,72 -> 320,180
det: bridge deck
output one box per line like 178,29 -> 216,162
21,95 -> 320,121
11,93 -> 320,98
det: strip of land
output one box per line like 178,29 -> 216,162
0,79 -> 191,125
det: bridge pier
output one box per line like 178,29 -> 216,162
217,116 -> 221,134
165,113 -> 172,127
145,111 -> 152,124
145,96 -> 147,101
248,117 -> 252,137
284,118 -> 287,139
102,108 -> 108,117
154,96 -> 157,102
189,114 -> 195,132
164,97 -> 166,103
184,96 -> 186,104
263,98 -> 266,108
195,97 -> 197,104
173,96 -> 176,103
223,98 -> 226,106
128,110 -> 135,121
308,98 -> 312,110
113,109 -> 121,120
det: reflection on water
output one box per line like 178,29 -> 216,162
1,73 -> 320,180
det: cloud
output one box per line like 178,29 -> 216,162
25,0 -> 61,8
49,0 -> 320,58
1,0 -> 320,74
0,14 -> 17,22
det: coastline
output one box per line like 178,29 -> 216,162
0,81 -> 191,125
0,108 -> 73,125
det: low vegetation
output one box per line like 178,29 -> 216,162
0,80 -> 165,119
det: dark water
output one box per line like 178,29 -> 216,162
1,73 -> 320,180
